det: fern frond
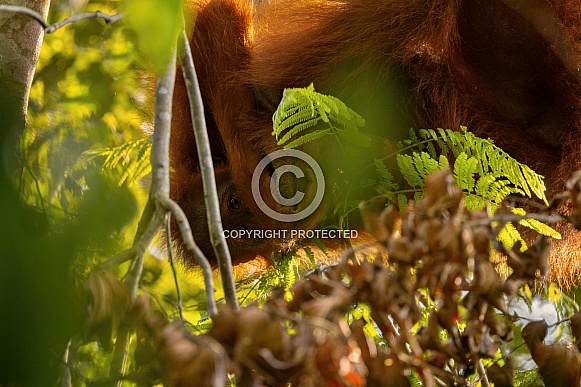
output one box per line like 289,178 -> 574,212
474,173 -> 498,199
84,136 -> 151,186
437,154 -> 449,169
283,129 -> 331,149
413,191 -> 424,202
497,221 -> 527,250
396,154 -> 423,187
374,158 -> 400,192
452,152 -> 478,192
464,194 -> 487,210
301,244 -> 317,269
410,127 -> 547,204
397,193 -> 408,211
514,369 -> 543,387
512,207 -> 561,239
394,127 -> 555,250
273,83 -> 368,149
414,151 -> 440,180
275,107 -> 322,144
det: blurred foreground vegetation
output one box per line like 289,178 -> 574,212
1,0 -> 581,386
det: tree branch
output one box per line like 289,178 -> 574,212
177,29 -> 239,309
109,48 -> 179,386
0,5 -> 122,34
161,197 -> 217,318
166,215 -> 185,322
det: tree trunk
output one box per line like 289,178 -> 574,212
0,0 -> 49,175
0,2 -> 81,386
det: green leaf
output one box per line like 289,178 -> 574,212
512,207 -> 561,239
453,152 -> 478,192
124,0 -> 183,68
397,154 -> 423,187
273,83 -> 367,148
497,221 -> 526,250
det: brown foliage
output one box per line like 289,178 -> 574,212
84,170 -> 581,386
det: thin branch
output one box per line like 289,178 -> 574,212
98,249 -> 135,271
45,11 -> 122,33
109,47 -> 178,386
160,197 -> 217,317
166,214 -> 185,322
0,5 -> 121,33
0,5 -> 48,28
476,358 -> 491,387
548,316 -> 572,328
61,340 -> 72,387
108,323 -> 131,387
177,28 -> 239,309
25,164 -> 49,225
125,214 -> 163,296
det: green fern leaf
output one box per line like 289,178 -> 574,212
522,165 -> 547,204
84,136 -> 151,186
497,221 -> 527,250
512,207 -> 561,239
301,244 -> 317,269
414,151 -> 440,179
273,83 -> 368,149
397,193 -> 408,211
374,158 -> 400,191
453,152 -> 478,192
464,194 -> 487,210
274,104 -> 320,140
407,128 -> 418,144
438,154 -> 449,169
413,191 -> 424,202
397,154 -> 423,187
277,117 -> 321,145
283,129 -> 331,149
514,369 -> 543,387
475,173 -> 496,199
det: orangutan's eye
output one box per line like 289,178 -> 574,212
228,196 -> 241,211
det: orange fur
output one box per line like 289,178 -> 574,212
170,0 -> 581,279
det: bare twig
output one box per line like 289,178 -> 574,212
107,325 -> 128,385
548,316 -> 572,328
468,334 -> 491,387
0,5 -> 122,33
160,197 -> 217,317
98,249 -> 135,271
177,28 -> 239,309
109,46 -> 179,387
166,214 -> 185,322
108,212 -> 165,387
61,340 -> 72,387
45,11 -> 122,33
476,358 -> 491,387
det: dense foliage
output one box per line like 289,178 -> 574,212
4,1 -> 581,386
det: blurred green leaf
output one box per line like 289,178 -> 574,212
124,0 -> 183,68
